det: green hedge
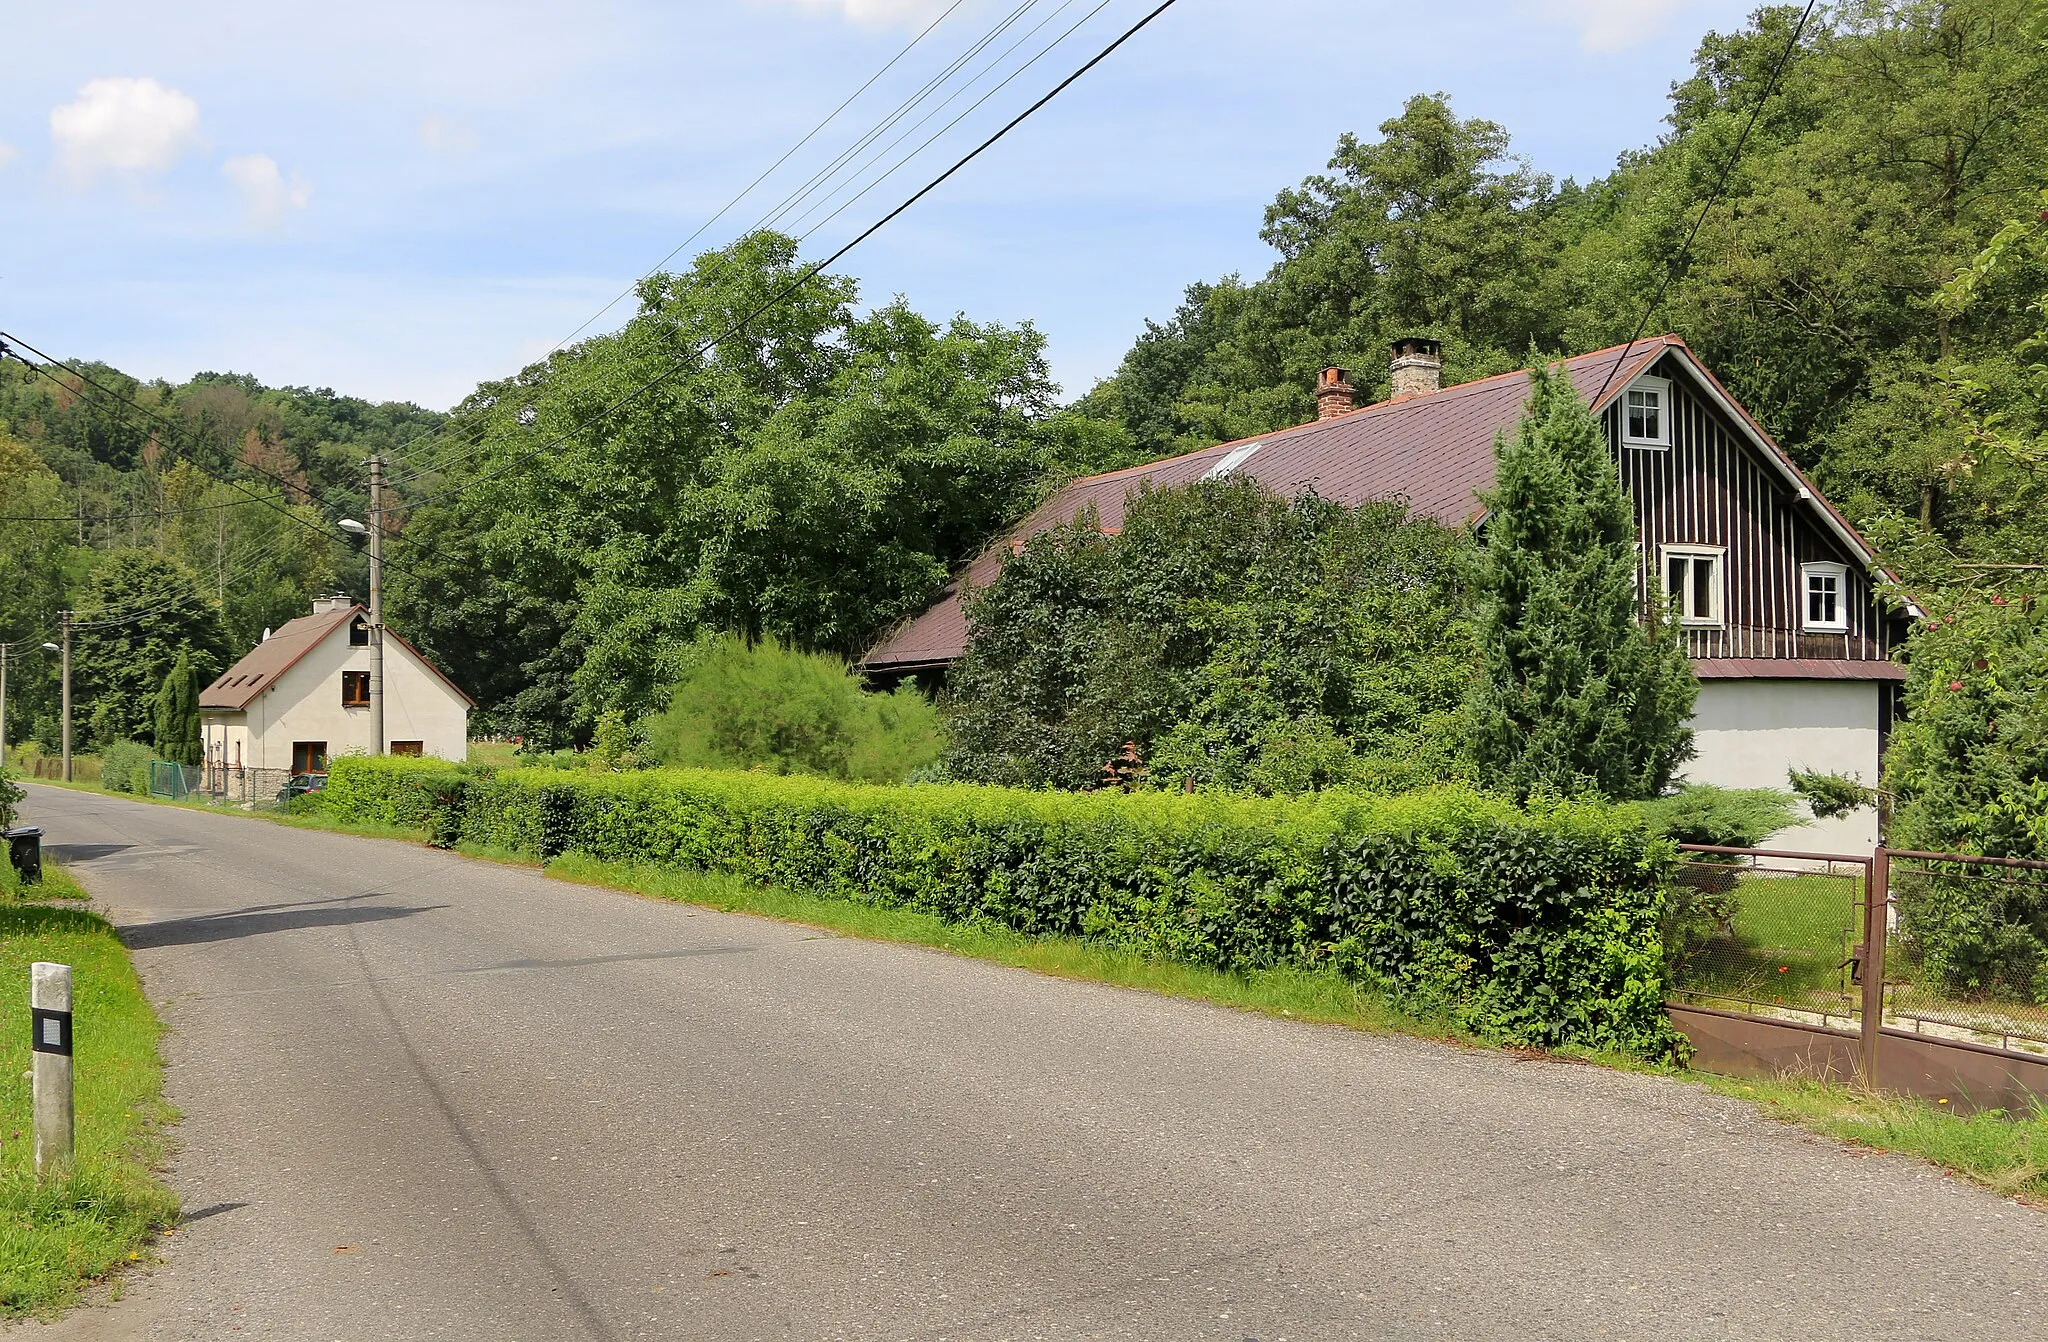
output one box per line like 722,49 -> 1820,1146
325,757 -> 1681,1054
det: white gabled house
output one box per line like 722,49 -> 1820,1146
199,596 -> 474,777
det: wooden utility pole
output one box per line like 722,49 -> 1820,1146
0,642 -> 9,759
58,613 -> 71,783
368,455 -> 385,757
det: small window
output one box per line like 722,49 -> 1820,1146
1803,562 -> 1849,632
1623,376 -> 1671,447
1202,441 -> 1262,480
390,740 -> 424,757
342,670 -> 371,708
1662,545 -> 1725,626
292,741 -> 328,774
349,617 -> 369,647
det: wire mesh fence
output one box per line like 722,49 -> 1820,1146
1882,850 -> 2048,1056
1667,845 -> 1870,1032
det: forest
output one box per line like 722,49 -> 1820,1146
1,0 -> 2043,764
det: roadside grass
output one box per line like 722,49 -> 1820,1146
542,852 -> 1463,1041
1701,1075 -> 2048,1201
0,863 -> 178,1317
23,784 -> 2048,1211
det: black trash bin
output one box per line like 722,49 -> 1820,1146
5,827 -> 42,885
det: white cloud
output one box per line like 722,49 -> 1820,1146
222,153 -> 312,228
765,0 -> 953,28
0,141 -> 18,170
1532,0 -> 1688,53
50,77 -> 202,186
417,116 -> 478,154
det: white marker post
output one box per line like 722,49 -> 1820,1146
30,962 -> 73,1179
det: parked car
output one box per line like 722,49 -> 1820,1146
278,772 -> 328,804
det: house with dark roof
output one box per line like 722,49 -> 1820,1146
199,596 -> 474,778
860,335 -> 1910,854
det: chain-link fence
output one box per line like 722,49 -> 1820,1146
1882,850 -> 2048,1056
1668,844 -> 1870,1032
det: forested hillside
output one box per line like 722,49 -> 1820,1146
1078,0 -> 2048,568
3,0 -> 2043,754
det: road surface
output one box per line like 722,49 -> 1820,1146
15,783 -> 2046,1340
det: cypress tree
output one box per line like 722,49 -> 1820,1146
152,653 -> 204,768
1469,362 -> 1697,799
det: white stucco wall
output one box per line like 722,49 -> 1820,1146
202,630 -> 469,770
1680,678 -> 1881,855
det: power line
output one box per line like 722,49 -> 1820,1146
547,0 -> 973,358
1591,0 -> 1821,408
0,336 -> 433,586
791,0 -> 1117,246
386,0 -> 1058,492
388,0 -> 1184,536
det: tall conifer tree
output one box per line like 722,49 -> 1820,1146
1469,363 -> 1696,799
152,653 -> 204,768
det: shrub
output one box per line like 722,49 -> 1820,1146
97,742 -> 157,796
943,477 -> 1474,794
323,757 -> 1682,1055
642,635 -> 945,783
1883,590 -> 2048,999
0,764 -> 22,832
1635,785 -> 1805,849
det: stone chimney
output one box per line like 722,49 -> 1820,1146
1316,367 -> 1355,420
1389,337 -> 1443,400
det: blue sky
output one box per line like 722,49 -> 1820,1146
0,0 -> 1758,412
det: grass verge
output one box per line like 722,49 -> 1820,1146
0,863 -> 179,1317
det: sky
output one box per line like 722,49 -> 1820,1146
0,0 -> 1761,412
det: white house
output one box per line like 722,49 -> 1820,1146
199,596 -> 474,778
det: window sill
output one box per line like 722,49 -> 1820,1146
1621,436 -> 1671,449
1802,624 -> 1849,635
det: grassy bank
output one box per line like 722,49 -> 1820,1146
0,862 -> 178,1317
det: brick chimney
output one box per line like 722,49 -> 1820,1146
1389,337 -> 1443,400
1316,367 -> 1355,420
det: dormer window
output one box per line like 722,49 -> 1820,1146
1623,376 -> 1671,448
1803,562 -> 1849,632
349,617 -> 370,647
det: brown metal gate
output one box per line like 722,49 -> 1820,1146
1666,844 -> 2048,1111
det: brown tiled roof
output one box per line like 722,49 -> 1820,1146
1692,658 -> 1907,682
862,339 -> 1677,671
199,604 -> 477,710
200,605 -> 357,710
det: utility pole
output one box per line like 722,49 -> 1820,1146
59,614 -> 71,784
368,455 -> 385,757
0,642 -> 10,761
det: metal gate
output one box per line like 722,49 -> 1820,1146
1666,843 -> 2048,1110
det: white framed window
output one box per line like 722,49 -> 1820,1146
1662,544 -> 1725,627
1623,375 -> 1672,448
1802,561 -> 1849,632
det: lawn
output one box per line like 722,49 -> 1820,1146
0,861 -> 178,1317
1676,866 -> 1862,1011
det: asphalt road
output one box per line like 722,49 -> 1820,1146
13,784 -> 2046,1341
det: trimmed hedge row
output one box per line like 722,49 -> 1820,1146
323,757 -> 1681,1054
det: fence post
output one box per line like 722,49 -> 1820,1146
1860,849 -> 1889,1089
30,962 -> 74,1179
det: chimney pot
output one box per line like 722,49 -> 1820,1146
1389,337 -> 1443,400
1316,366 -> 1355,421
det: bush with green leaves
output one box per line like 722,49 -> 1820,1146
1885,590 -> 2048,1000
97,742 -> 157,796
322,757 -> 1682,1055
0,764 -> 22,832
945,476 -> 1474,793
641,635 -> 945,783
1635,785 -> 1805,850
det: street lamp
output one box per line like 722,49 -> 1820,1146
337,518 -> 367,535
